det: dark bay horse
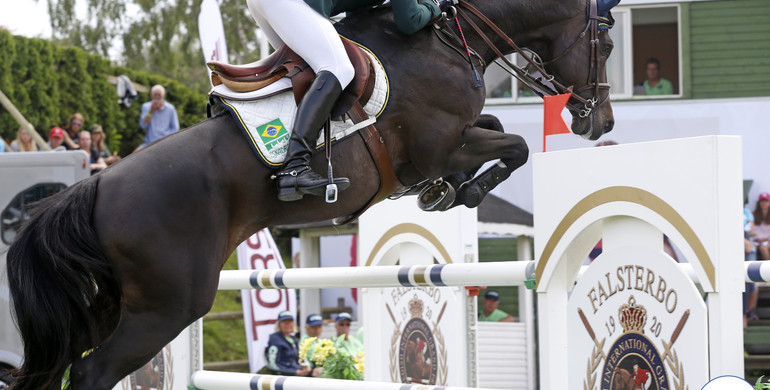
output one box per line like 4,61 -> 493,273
6,1 -> 615,389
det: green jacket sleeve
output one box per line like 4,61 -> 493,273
391,0 -> 441,35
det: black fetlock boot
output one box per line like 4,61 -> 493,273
275,71 -> 350,201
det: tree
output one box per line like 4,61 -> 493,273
42,0 -> 262,94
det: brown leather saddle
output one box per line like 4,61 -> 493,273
207,38 -> 376,118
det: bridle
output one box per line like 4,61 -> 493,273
440,0 -> 612,118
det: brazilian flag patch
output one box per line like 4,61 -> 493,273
256,119 -> 289,155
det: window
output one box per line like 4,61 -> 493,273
484,54 -> 551,104
607,5 -> 681,98
1,183 -> 66,244
484,4 -> 681,103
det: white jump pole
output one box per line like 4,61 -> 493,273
217,261 -> 536,290
191,371 -> 502,390
217,260 -> 770,291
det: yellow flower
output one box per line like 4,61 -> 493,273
353,351 -> 365,375
310,339 -> 337,365
298,337 -> 317,362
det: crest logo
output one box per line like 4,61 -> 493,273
387,290 -> 448,385
599,296 -> 668,390
120,345 -> 174,390
398,296 -> 438,384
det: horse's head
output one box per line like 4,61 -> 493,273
515,0 -> 618,140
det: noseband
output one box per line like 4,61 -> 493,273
448,0 -> 611,118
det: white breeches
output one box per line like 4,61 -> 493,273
247,0 -> 355,89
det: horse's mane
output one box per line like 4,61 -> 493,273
334,5 -> 395,38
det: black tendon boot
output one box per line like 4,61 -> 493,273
276,71 -> 350,201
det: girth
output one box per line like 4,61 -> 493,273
207,38 -> 376,118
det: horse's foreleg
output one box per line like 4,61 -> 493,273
442,122 -> 528,209
442,114 -> 507,190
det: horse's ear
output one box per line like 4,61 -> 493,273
597,0 -> 621,16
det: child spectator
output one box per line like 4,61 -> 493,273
752,192 -> 770,260
10,126 -> 38,152
47,127 -> 67,151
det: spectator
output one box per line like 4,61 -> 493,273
302,313 -> 324,341
299,313 -> 325,374
90,124 -> 121,165
78,131 -> 107,175
744,203 -> 759,325
47,127 -> 67,151
642,58 -> 674,96
266,311 -> 319,376
63,112 -> 85,150
137,84 -> 179,151
332,312 -> 363,356
752,192 -> 770,260
479,290 -> 514,322
9,126 -> 38,152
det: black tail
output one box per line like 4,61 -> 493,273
6,177 -> 120,390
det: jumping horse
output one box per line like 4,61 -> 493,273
6,0 -> 617,388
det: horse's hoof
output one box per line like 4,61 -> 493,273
459,182 -> 484,208
417,181 -> 456,211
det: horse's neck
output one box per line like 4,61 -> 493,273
460,0 -> 582,63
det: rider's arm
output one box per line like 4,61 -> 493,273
390,0 -> 440,35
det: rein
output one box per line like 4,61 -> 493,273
445,0 -> 611,117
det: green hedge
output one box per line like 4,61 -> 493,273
0,30 -> 208,156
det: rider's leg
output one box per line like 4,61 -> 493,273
248,0 -> 354,201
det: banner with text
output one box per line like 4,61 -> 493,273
237,229 -> 297,373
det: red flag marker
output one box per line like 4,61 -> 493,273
543,93 -> 572,152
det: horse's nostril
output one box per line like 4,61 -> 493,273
604,119 -> 615,133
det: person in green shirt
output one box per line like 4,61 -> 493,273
332,312 -> 363,356
479,290 -> 514,322
246,0 -> 455,201
643,58 -> 674,96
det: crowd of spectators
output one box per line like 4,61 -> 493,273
0,84 -> 178,176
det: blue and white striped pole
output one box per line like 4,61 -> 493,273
745,260 -> 770,283
217,261 -> 537,290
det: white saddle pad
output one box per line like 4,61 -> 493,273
211,40 -> 389,167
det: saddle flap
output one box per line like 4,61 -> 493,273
331,39 -> 375,118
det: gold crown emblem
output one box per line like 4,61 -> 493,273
409,295 -> 424,318
618,295 -> 647,333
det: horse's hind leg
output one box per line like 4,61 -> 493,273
68,311 -> 186,389
68,265 -> 218,390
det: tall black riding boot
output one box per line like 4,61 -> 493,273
275,71 -> 350,201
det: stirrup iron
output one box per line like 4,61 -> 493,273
417,178 -> 456,211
